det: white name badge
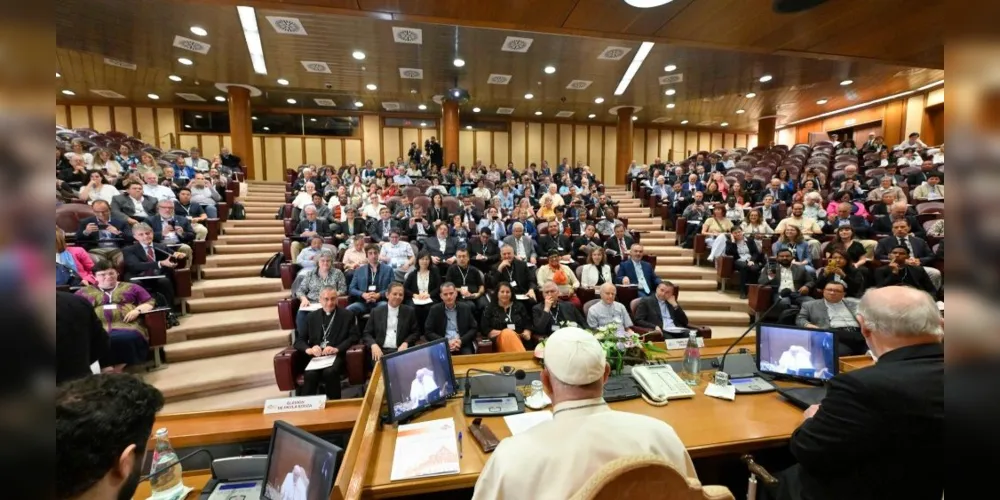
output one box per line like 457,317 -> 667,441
460,286 -> 469,293
509,280 -> 517,287
368,285 -> 377,291
506,323 -> 516,330
263,395 -> 327,414
103,304 -> 117,310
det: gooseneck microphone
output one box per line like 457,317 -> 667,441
140,448 -> 215,482
718,259 -> 790,376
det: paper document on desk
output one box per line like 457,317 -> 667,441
305,355 -> 336,371
504,410 -> 552,435
412,297 -> 434,306
299,303 -> 322,312
391,418 -> 460,481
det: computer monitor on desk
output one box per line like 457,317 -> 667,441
381,338 -> 458,424
262,421 -> 341,500
757,324 -> 839,382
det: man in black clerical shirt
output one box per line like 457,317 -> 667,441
532,282 -> 588,338
446,248 -> 489,312
295,287 -> 358,400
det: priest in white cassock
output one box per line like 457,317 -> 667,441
471,327 -> 697,499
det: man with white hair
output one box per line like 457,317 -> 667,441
771,286 -> 943,500
141,171 -> 176,201
472,327 -> 695,499
539,183 -> 565,208
586,283 -> 634,332
502,222 -> 537,266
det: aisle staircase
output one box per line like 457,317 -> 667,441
143,181 -> 290,413
605,185 -> 751,339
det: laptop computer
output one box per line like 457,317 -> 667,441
756,323 -> 840,410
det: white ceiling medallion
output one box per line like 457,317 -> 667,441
555,111 -> 574,118
487,74 -> 512,85
314,98 -> 337,107
265,16 -> 307,35
173,35 -> 211,54
91,89 -> 125,99
501,36 -> 533,53
103,58 -> 137,70
399,68 -> 424,79
392,27 -> 423,44
566,80 -> 593,90
301,61 -> 332,73
598,46 -> 632,60
175,93 -> 206,102
382,102 -> 401,111
652,117 -> 673,123
497,107 -> 515,114
658,74 -> 684,85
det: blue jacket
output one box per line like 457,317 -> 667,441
615,259 -> 661,297
681,181 -> 705,195
348,263 -> 395,301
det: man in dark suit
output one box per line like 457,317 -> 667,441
334,207 -> 366,246
457,197 -> 481,226
447,248 -> 489,312
122,222 -> 185,310
681,173 -> 705,198
532,282 -> 589,337
491,245 -> 537,301
573,223 -> 603,260
905,160 -> 944,187
634,281 -> 690,337
369,206 -> 397,243
346,244 -> 394,315
467,228 -> 501,268
758,248 -> 815,319
291,205 -> 332,259
145,200 -> 196,268
874,245 -> 936,295
76,200 -> 132,251
616,244 -> 661,298
423,222 -> 459,265
110,182 -> 158,225
405,205 -> 432,242
796,281 -> 865,355
823,202 -> 871,238
872,203 -> 926,239
56,290 -> 109,385
603,223 -> 635,260
538,220 -> 572,258
424,282 -> 479,354
873,218 -> 941,290
758,178 -> 790,203
393,195 -> 416,222
724,227 -> 766,299
295,287 -> 358,400
774,286 -> 943,500
362,283 -> 419,361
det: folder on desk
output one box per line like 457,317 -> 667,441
390,418 -> 460,481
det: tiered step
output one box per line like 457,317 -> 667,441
143,349 -> 281,403
162,385 -> 288,414
167,306 -> 279,343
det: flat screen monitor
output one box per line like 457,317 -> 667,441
756,323 -> 839,382
262,421 -> 342,500
381,338 -> 458,423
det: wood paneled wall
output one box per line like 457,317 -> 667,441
56,103 -> 176,151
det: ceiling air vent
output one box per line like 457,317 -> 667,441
175,93 -> 206,102
173,36 -> 211,54
497,107 -> 514,115
314,98 -> 336,107
382,102 -> 401,111
487,74 -> 512,85
91,90 -> 125,99
555,111 -> 574,118
103,58 -> 136,70
658,74 -> 684,85
501,36 -> 533,53
392,27 -> 423,44
566,80 -> 593,90
598,46 -> 632,60
301,61 -> 331,73
399,68 -> 424,79
266,16 -> 307,35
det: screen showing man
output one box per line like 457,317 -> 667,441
758,324 -> 837,381
382,338 -> 457,422
263,423 -> 339,500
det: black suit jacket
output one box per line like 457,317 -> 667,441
370,218 -> 397,242
294,306 -> 359,354
724,237 -> 766,266
874,264 -> 936,295
406,219 -> 432,241
424,302 -> 479,348
361,303 -> 419,348
603,235 -> 635,258
56,291 -> 109,385
757,188 -> 789,204
489,259 -> 536,294
404,267 -> 442,300
145,215 -> 196,245
823,215 -> 871,238
295,218 -> 332,238
538,234 -> 572,256
783,343 -> 943,500
572,235 -> 603,259
633,296 -> 690,333
75,216 -> 133,246
758,263 -> 815,292
336,218 -> 367,239
467,238 -> 500,265
122,242 -> 174,279
428,206 -> 451,224
110,194 -> 158,220
872,216 -> 926,239
906,170 -> 943,187
531,301 -> 588,336
874,235 -> 933,265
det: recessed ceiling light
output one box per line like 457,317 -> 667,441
251,116 -> 258,120
816,99 -> 828,105
277,78 -> 289,85
632,115 -> 638,121
263,126 -> 270,131
147,93 -> 159,100
472,107 -> 481,112
168,75 -> 182,82
466,125 -> 473,129
613,41 -> 654,95
524,93 -> 534,99
418,104 -> 427,110
366,83 -> 377,91
410,89 -> 417,94
352,50 -> 366,60
544,65 -> 556,74
588,113 -> 596,119
178,57 -> 194,66
190,26 -> 208,36
61,90 -> 75,96
840,79 -> 853,86
625,0 -> 674,7
310,118 -> 317,122
287,98 -> 297,104
666,103 -> 675,109
237,6 -> 267,75
745,92 -> 757,98
453,58 -> 465,67
664,64 -> 677,72
720,122 -> 729,127
56,72 -> 61,78
664,89 -> 676,96
215,96 -> 226,102
354,101 -> 363,107
420,122 -> 427,127
195,114 -> 203,119
534,111 -> 542,116
594,97 -> 604,104
680,120 -> 689,124
736,109 -> 745,114
759,75 -> 772,83
184,124 -> 192,129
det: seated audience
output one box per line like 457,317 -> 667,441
726,226 -> 767,298
79,171 -> 119,205
796,281 -> 865,355
634,281 -> 690,337
538,221 -> 572,258
294,249 -> 348,334
56,227 -> 96,285
874,245 -> 937,295
536,250 -> 581,308
616,244 -> 660,298
874,218 -> 941,290
295,287 -> 358,400
580,247 -> 614,289
369,206 -> 396,243
773,226 -> 815,275
587,283 -> 635,332
823,202 -> 871,239
480,282 -> 532,351
824,191 -> 869,219
346,244 -> 393,315
424,222 -> 459,265
594,207 -> 623,238
758,248 -> 815,315
447,248 -> 489,311
703,205 -> 734,261
122,223 -> 184,312
467,227 -> 501,265
295,236 -> 326,275
502,222 -> 538,266
602,223 -> 635,260
815,248 -> 869,299
906,160 -> 943,186
491,245 -> 538,302
111,182 -> 157,225
335,207 -> 366,246
174,188 -> 210,241
573,223 -> 603,260
873,201 -> 926,239
910,172 -> 944,201
532,282 -> 589,336
403,251 -> 441,332
825,226 -> 870,267
141,171 -> 175,202
424,282 -> 479,355
741,209 -> 774,237
867,176 -> 908,204
476,206 -> 507,240
380,230 -> 415,280
146,200 -> 195,266
75,261 -> 157,371
76,200 -> 131,252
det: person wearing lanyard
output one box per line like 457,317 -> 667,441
74,262 -> 156,372
471,327 -> 695,499
616,244 -> 660,298
295,287 -> 358,400
362,283 -> 419,362
532,282 -> 589,338
480,282 -> 532,351
491,245 -> 537,303
347,244 -> 393,315
447,248 -> 488,313
173,188 -> 209,241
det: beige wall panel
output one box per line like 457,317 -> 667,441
382,128 -> 401,164
56,105 -> 68,127
588,126 -> 603,180
475,131 -> 492,165
776,129 -> 795,148
632,129 -> 644,165
558,124 -> 573,165
222,135 -> 233,156
603,126 -> 617,185
113,107 -> 134,136
401,129 -> 419,159
325,139 -> 344,168
722,133 -> 734,149
344,139 -> 362,166
711,132 -> 723,151
493,132 -> 509,167
284,137 -> 304,170
155,108 -> 176,150
573,125 -> 589,165
749,134 -> 759,148
510,121 -> 526,169
459,130 -> 475,168
201,135 -> 224,158
527,123 -> 542,167
684,132 -> 698,158
735,134 -> 748,148
361,115 -> 381,165
135,108 -> 156,143
251,137 -> 262,180
697,132 -> 710,153
926,88 -> 944,107
659,130 -> 672,161
904,95 -> 924,138
304,138 -> 323,165
91,106 -> 112,133
264,137 -> 284,183
645,129 -> 659,164
178,134 -> 199,152
542,123 -> 558,169
70,106 -> 90,129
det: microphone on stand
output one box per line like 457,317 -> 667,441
718,258 -> 790,378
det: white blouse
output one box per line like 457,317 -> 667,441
580,264 -> 613,288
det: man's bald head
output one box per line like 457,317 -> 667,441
857,287 -> 943,357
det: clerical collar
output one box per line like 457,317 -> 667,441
323,308 -> 336,316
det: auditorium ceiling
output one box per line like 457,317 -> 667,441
55,0 -> 944,129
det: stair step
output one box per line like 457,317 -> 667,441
670,279 -> 718,292
644,231 -> 677,239
677,291 -> 749,311
213,242 -> 283,254
242,201 -> 286,208
245,213 -> 281,220
205,252 -> 275,267
656,266 -> 716,280
225,219 -> 285,227
649,248 -> 692,257
200,265 -> 264,279
142,348 -> 279,401
685,310 -> 750,326
191,276 -> 284,298
217,233 -> 286,243
653,256 -> 694,265
244,195 -> 287,202
164,330 -> 290,362
168,306 -> 279,342
244,206 -> 278,214
161,384 -> 289,414
222,226 -> 285,235
186,291 -> 289,313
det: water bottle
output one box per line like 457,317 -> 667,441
682,332 -> 701,386
149,428 -> 184,495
